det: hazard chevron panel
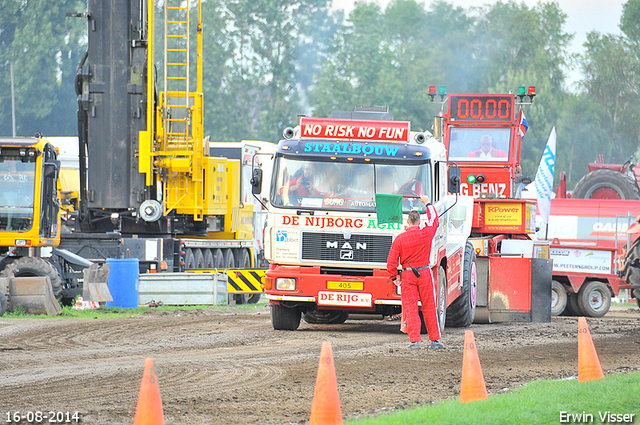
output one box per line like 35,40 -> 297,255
226,269 -> 265,293
186,269 -> 265,293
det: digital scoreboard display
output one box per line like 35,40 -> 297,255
449,95 -> 514,122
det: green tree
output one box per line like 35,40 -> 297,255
200,0 -> 334,142
0,0 -> 86,137
580,32 -> 640,162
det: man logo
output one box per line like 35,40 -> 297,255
326,241 -> 367,250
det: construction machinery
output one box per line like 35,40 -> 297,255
0,135 -> 65,315
0,0 -> 263,315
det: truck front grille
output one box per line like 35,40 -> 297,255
301,232 -> 392,264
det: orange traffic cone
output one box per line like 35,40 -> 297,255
578,317 -> 604,382
460,330 -> 488,403
133,358 -> 165,425
309,342 -> 343,425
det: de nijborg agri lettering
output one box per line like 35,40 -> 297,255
303,141 -> 400,157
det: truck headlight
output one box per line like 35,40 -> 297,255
275,278 -> 296,291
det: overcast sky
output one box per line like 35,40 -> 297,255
330,0 -> 626,84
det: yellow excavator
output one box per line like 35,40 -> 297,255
0,135 -> 64,316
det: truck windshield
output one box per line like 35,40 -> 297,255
0,156 -> 36,232
271,157 -> 431,213
447,127 -> 511,162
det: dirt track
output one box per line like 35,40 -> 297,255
1,305 -> 639,425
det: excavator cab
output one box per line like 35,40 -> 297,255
0,136 -> 63,316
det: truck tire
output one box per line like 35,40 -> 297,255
247,293 -> 261,304
223,249 -> 235,269
271,303 -> 301,330
0,257 -> 63,302
303,310 -> 349,325
184,249 -> 196,269
237,249 -> 251,268
204,250 -> 215,269
213,249 -> 225,269
0,291 -> 7,316
194,249 -> 205,269
577,280 -> 611,317
551,280 -> 567,316
572,169 -> 640,200
562,292 -> 582,316
446,242 -> 477,327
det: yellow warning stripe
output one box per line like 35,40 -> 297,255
187,269 -> 265,293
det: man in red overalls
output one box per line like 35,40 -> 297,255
386,195 -> 443,349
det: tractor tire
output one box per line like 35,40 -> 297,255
0,291 -> 7,316
446,242 -> 477,327
551,280 -> 568,316
0,257 -> 63,302
271,303 -> 301,330
572,169 -> 640,200
303,310 -> 349,325
577,280 -> 611,317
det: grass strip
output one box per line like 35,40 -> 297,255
346,371 -> 640,425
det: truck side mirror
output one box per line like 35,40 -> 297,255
44,160 -> 60,179
448,165 -> 461,194
251,168 -> 263,195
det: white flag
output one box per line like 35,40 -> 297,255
534,127 -> 557,224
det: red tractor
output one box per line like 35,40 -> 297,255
572,155 -> 640,200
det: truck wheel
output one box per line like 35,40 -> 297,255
184,249 -> 196,269
194,249 -> 205,269
572,169 -> 640,200
562,292 -> 582,316
204,250 -> 215,269
551,280 -> 567,316
271,304 -> 301,330
1,257 -> 63,302
213,249 -> 225,269
446,242 -> 477,327
223,249 -> 235,269
0,291 -> 7,316
237,249 -> 251,268
303,310 -> 349,324
247,293 -> 261,304
577,280 -> 611,317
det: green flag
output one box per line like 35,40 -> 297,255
375,193 -> 403,224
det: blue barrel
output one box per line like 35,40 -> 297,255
105,258 -> 140,308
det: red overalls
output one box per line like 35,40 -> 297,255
386,205 -> 440,343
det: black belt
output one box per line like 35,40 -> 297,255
401,265 -> 429,271
401,264 -> 429,277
